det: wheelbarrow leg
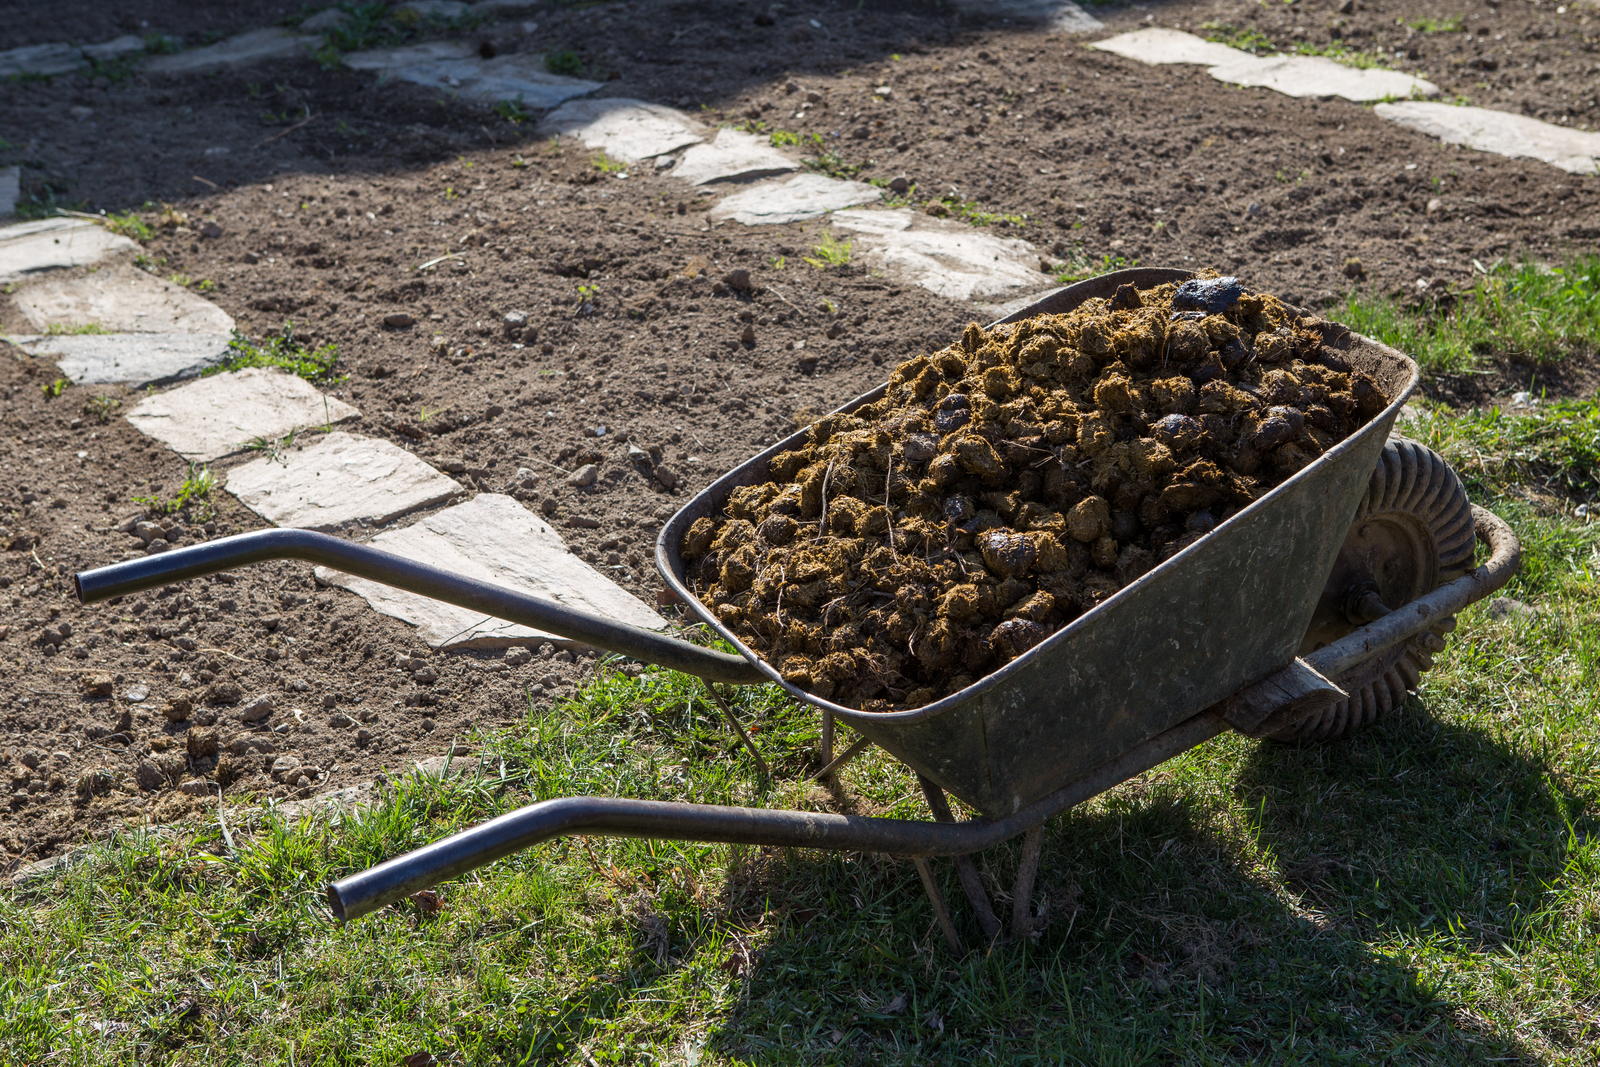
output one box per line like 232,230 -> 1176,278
820,709 -> 835,771
1009,825 -> 1045,940
705,685 -> 770,780
912,857 -> 965,953
919,776 -> 1002,942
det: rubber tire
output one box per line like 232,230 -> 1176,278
1271,438 -> 1475,743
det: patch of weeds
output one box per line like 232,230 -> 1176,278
132,253 -> 168,272
867,177 -> 917,207
576,283 -> 600,314
134,463 -> 217,520
39,377 -> 69,399
101,211 -> 153,241
243,429 -> 298,462
545,50 -> 585,77
44,323 -> 110,336
1053,250 -> 1140,284
768,254 -> 787,270
733,118 -> 770,135
165,274 -> 215,293
81,394 -> 122,424
1340,256 -> 1600,375
769,128 -> 802,148
591,153 -> 627,175
13,182 -> 86,220
1201,22 -> 1276,54
493,100 -> 532,125
803,231 -> 852,269
1293,39 -> 1391,70
924,193 -> 1025,227
142,33 -> 182,55
802,136 -> 868,181
441,185 -> 461,201
210,323 -> 343,384
318,2 -> 402,54
1405,15 -> 1464,33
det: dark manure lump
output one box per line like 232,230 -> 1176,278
680,277 -> 1388,712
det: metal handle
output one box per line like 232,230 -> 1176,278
75,528 -> 766,685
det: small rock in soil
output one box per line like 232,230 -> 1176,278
238,695 -> 275,722
81,673 -> 114,698
206,682 -> 243,706
270,754 -> 302,781
723,268 -> 754,292
568,463 -> 600,488
123,684 -> 150,703
504,647 -> 533,666
164,697 -> 193,722
186,729 -> 218,760
383,312 -> 418,329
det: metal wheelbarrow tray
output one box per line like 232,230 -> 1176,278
74,269 -> 1523,940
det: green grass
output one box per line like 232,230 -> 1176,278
210,323 -> 343,384
1341,257 -> 1600,375
44,322 -> 111,336
1201,22 -> 1393,69
1406,15 -> 1465,33
1054,250 -> 1139,284
545,50 -> 585,77
102,211 -> 154,242
1404,398 -> 1600,506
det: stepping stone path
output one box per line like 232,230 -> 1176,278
1091,27 -> 1600,176
227,432 -> 463,530
537,98 -> 706,163
1375,102 -> 1600,176
13,333 -> 235,388
0,218 -> 138,284
948,0 -> 1102,32
1091,28 -> 1438,103
344,42 -> 601,107
315,494 -> 670,649
830,209 -> 1049,303
145,28 -> 318,76
708,173 -> 883,225
672,129 -> 800,185
12,263 -> 233,335
125,367 -> 360,461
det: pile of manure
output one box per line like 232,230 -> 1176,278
680,277 -> 1388,711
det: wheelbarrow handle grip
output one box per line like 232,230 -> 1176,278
74,528 -> 767,685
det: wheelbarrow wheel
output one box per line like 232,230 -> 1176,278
1273,437 -> 1476,743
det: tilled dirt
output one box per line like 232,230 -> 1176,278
1,0 -> 1596,867
682,278 -> 1383,710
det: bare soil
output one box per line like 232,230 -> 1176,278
1,0 -> 1596,868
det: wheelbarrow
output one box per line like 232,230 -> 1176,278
73,269 -> 1522,946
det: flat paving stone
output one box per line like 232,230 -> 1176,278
0,218 -> 137,284
227,431 -> 462,530
672,128 -> 799,185
830,209 -> 1049,302
345,42 -> 600,107
1092,29 -> 1437,103
0,167 -> 18,217
315,493 -> 669,649
12,263 -> 234,334
948,0 -> 1102,31
1375,101 -> 1600,175
12,332 -> 234,387
397,0 -> 469,15
538,98 -> 704,163
126,366 -> 360,461
82,35 -> 145,62
1090,28 -> 1259,68
0,42 -> 83,78
1208,53 -> 1436,103
708,173 -> 882,225
146,28 -> 316,75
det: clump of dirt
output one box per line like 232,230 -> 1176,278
681,278 -> 1389,711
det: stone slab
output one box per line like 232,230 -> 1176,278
12,263 -> 235,335
1208,53 -> 1436,103
0,167 -> 18,217
126,366 -> 360,461
708,173 -> 882,225
82,35 -> 145,63
227,431 -> 462,530
830,208 -> 1049,302
0,218 -> 138,284
13,332 -> 234,386
315,493 -> 669,649
0,42 -> 83,78
1091,28 -> 1256,68
397,0 -> 469,16
299,8 -> 354,33
146,28 -> 316,75
538,98 -> 704,163
672,128 -> 799,185
949,0 -> 1102,31
1375,101 -> 1600,176
345,42 -> 601,107
1092,29 -> 1437,103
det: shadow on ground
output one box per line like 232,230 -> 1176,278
675,702 -> 1574,1062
